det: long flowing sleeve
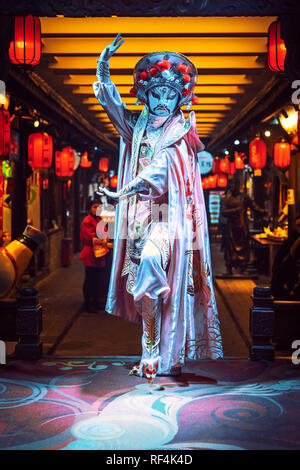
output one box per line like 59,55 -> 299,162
112,149 -> 169,200
93,60 -> 137,143
137,149 -> 169,198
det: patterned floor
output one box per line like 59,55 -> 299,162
1,357 -> 300,450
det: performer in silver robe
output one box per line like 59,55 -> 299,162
95,34 -> 223,383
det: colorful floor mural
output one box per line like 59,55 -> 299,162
0,357 -> 300,450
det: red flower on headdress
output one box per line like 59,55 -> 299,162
183,74 -> 191,83
139,71 -> 148,80
157,59 -> 171,71
178,64 -> 188,74
192,96 -> 199,104
149,67 -> 158,77
130,87 -> 137,96
182,88 -> 190,96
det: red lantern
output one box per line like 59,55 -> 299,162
221,156 -> 235,175
80,151 -> 92,168
212,157 -> 222,174
28,132 -> 53,168
217,173 -> 228,188
55,148 -> 75,178
99,157 -> 109,172
234,152 -> 245,169
227,158 -> 236,175
208,174 -> 217,189
267,20 -> 286,72
202,177 -> 209,190
9,15 -> 41,66
219,157 -> 230,174
110,175 -> 118,188
249,138 -> 267,169
0,108 -> 10,158
274,141 -> 291,168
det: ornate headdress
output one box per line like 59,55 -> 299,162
130,51 -> 199,109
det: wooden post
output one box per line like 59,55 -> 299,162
15,287 -> 43,360
249,286 -> 275,360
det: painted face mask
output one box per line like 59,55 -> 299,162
147,86 -> 179,116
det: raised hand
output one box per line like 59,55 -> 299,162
99,33 -> 125,62
97,185 -> 120,200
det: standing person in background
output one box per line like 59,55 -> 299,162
271,216 -> 300,300
79,198 -> 109,313
220,181 -> 268,275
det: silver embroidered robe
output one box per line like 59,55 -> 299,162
93,78 -> 223,372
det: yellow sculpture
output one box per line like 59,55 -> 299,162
0,225 -> 45,299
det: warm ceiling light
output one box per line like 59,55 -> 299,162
264,130 -> 271,137
278,107 -> 298,136
94,111 -> 226,119
73,84 -> 245,95
72,85 -> 236,104
64,74 -> 253,86
88,103 -> 231,111
50,56 -> 264,70
43,37 -> 267,55
0,93 -> 9,110
40,17 -> 276,35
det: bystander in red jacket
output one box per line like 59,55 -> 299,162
79,199 -> 109,312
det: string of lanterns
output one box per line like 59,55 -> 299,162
204,133 -> 293,192
5,14 -> 291,196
